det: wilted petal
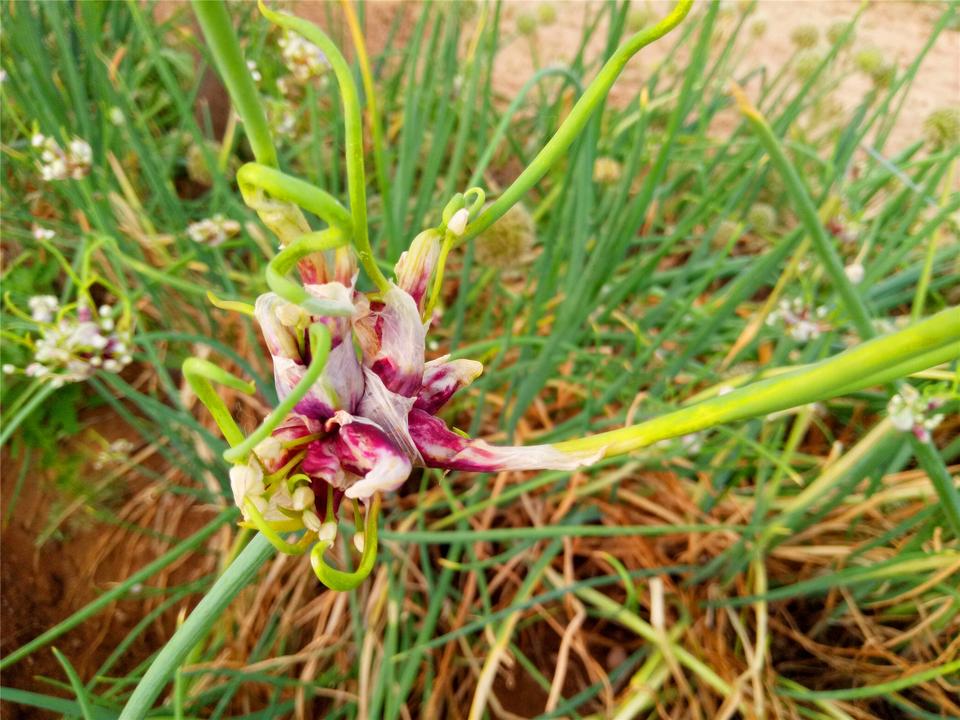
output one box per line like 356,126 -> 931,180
415,356 -> 483,413
329,411 -> 412,500
408,409 -> 600,472
303,280 -> 356,317
298,245 -> 358,287
394,229 -> 441,312
363,284 -> 426,397
255,293 -> 300,361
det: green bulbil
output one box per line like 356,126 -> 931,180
475,204 -> 536,269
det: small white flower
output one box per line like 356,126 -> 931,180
230,462 -> 265,508
844,262 -> 865,284
2,364 -> 16,374
279,31 -> 328,83
447,208 -> 470,237
109,107 -> 125,126
291,484 -> 315,512
317,520 -> 337,543
302,509 -> 323,533
254,435 -> 285,466
31,133 -> 46,148
246,59 -> 262,83
353,532 -> 366,553
887,385 -> 945,443
187,214 -> 241,246
32,226 -> 55,241
28,295 -> 59,323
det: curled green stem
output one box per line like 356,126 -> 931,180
257,0 -> 390,293
310,493 -> 381,591
237,163 -> 353,236
182,358 -> 256,448
462,0 -> 694,244
266,230 -> 354,315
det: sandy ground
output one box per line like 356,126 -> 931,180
487,1 -> 959,153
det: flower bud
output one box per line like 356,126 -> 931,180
318,521 -> 338,543
292,484 -> 315,511
447,208 -> 470,237
230,462 -> 265,507
302,509 -> 323,533
353,532 -> 365,553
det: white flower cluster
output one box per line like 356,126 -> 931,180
887,385 -> 945,443
246,59 -> 262,83
31,133 -> 92,181
230,457 -> 331,539
187,214 -> 241,246
278,30 -> 328,84
3,299 -> 132,388
767,298 -> 830,342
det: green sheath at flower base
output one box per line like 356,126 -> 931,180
256,0 -> 390,294
553,307 -> 960,458
266,230 -> 354,315
310,493 -> 381,591
462,0 -> 693,244
182,358 -> 256,448
223,323 -> 331,464
237,163 -> 352,241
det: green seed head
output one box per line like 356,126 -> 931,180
537,4 -> 557,26
923,107 -> 960,149
826,21 -> 853,46
790,24 -> 819,49
475,204 -> 535,269
854,47 -> 883,76
713,219 -> 740,248
793,50 -> 821,82
750,19 -> 767,38
517,13 -> 537,36
593,157 -> 623,186
747,203 -> 777,235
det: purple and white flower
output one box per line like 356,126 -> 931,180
242,229 -> 599,526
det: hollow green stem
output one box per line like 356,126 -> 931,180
182,358 -> 256,448
733,85 -> 875,340
310,493 -> 380,591
266,230 -> 354,315
462,0 -> 693,243
117,534 -> 275,720
223,323 -> 331,463
192,0 -> 277,167
257,1 -> 390,293
554,307 -> 960,457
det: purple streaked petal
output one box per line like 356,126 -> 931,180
274,336 -> 364,419
394,229 -> 441,312
303,436 -> 349,490
407,409 -> 600,472
415,355 -> 483,413
298,246 -> 358,287
364,284 -> 425,397
329,411 -> 412,500
358,367 -> 422,463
